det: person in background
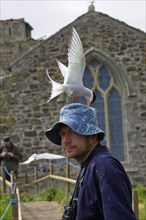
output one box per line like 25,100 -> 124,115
45,103 -> 137,220
0,136 -> 22,181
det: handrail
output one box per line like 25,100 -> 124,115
0,176 -> 11,188
0,167 -> 23,220
16,187 -> 22,220
24,174 -> 76,187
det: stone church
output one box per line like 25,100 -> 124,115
0,5 -> 145,185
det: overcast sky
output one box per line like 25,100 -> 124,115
1,0 -> 145,40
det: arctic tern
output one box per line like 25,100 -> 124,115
46,27 -> 96,105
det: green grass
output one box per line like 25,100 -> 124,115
133,186 -> 146,220
0,189 -> 12,220
20,186 -> 71,204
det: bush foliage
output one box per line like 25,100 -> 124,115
134,186 -> 146,220
0,189 -> 12,220
20,186 -> 69,204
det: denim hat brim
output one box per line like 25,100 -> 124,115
45,120 -> 105,146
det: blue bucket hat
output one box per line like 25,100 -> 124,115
45,103 -> 105,145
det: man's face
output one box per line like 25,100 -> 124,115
59,125 -> 96,163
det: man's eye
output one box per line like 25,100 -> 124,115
70,130 -> 74,135
59,132 -> 65,137
70,130 -> 76,135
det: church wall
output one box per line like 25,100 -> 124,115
0,11 -> 145,185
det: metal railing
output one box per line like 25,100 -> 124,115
0,162 -> 22,220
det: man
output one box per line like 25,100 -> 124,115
45,103 -> 137,220
0,136 -> 22,181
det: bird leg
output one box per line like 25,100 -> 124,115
71,95 -> 78,101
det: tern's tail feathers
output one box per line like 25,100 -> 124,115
46,69 -> 65,102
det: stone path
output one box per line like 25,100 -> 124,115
21,201 -> 63,220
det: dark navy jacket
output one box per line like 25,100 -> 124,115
75,145 -> 137,220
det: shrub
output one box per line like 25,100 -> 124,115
20,187 -> 66,203
0,189 -> 12,220
133,186 -> 146,220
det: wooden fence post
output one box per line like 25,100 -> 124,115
66,159 -> 70,198
10,170 -> 18,220
49,160 -> 53,175
133,190 -> 139,220
11,193 -> 18,220
34,167 -> 38,194
11,171 -> 15,193
25,173 -> 28,192
1,161 -> 6,193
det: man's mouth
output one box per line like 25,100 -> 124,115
65,147 -> 75,153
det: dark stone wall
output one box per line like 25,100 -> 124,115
0,11 -> 145,185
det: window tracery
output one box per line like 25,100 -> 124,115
78,57 -> 125,161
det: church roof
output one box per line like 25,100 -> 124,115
10,9 -> 145,68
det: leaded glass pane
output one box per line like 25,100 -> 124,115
98,66 -> 110,91
93,91 -> 106,135
83,67 -> 93,89
90,59 -> 100,68
77,66 -> 93,104
108,89 -> 125,161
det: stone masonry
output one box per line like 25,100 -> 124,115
0,10 -> 146,185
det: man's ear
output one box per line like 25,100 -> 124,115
91,134 -> 99,144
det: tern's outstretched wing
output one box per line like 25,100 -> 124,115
35,153 -> 65,160
20,153 -> 36,164
64,28 -> 85,85
57,60 -> 67,78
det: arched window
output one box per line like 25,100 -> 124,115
78,57 -> 125,161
